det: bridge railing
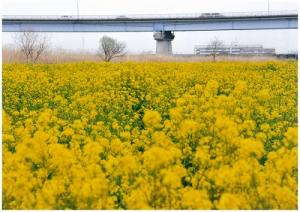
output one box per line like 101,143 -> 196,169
3,10 -> 297,20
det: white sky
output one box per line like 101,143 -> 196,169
2,0 -> 298,54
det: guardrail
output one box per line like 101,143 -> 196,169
2,10 -> 298,20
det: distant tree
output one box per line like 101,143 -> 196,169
97,36 -> 126,62
13,30 -> 49,63
207,38 -> 224,62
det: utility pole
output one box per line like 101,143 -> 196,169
77,0 -> 79,18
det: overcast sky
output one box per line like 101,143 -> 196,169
2,0 -> 298,54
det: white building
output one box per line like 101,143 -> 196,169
194,44 -> 276,55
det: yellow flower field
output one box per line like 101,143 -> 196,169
2,61 -> 297,209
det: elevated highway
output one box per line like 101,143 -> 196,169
2,10 -> 298,54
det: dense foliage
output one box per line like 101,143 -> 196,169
3,61 -> 297,209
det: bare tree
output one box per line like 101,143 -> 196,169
13,30 -> 49,63
207,38 -> 224,62
97,36 -> 126,62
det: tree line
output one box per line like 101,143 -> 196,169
12,31 -> 127,63
13,30 -> 224,63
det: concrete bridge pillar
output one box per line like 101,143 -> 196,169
153,31 -> 175,55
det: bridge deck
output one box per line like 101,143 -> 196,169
2,10 -> 298,32
3,10 -> 298,20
